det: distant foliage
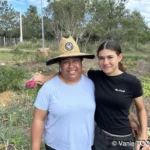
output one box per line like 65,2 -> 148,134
0,0 -> 19,37
0,66 -> 27,92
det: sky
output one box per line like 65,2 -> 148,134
7,0 -> 150,27
7,0 -> 49,14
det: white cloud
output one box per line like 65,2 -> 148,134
148,23 -> 150,27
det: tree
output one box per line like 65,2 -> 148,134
23,6 -> 41,39
129,11 -> 149,44
0,0 -> 19,37
45,0 -> 88,42
120,10 -> 149,44
87,0 -> 129,41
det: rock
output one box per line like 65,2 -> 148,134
0,62 -> 6,66
7,145 -> 15,150
37,48 -> 50,57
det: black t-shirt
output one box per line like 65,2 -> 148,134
88,70 -> 143,135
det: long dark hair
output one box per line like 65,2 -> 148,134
97,40 -> 126,72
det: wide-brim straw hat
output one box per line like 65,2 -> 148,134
46,36 -> 95,65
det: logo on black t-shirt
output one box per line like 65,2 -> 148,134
115,88 -> 125,93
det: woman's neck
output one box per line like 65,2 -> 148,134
105,70 -> 123,76
58,74 -> 82,85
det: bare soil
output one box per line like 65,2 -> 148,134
0,90 -> 17,106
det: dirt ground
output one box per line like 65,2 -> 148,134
0,90 -> 17,107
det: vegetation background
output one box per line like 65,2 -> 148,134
0,0 -> 150,149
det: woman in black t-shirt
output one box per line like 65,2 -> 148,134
87,40 -> 147,150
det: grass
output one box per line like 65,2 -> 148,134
0,50 -> 35,62
0,41 -> 59,63
0,90 -> 45,150
0,89 -> 149,149
0,92 -> 33,149
0,51 -> 14,62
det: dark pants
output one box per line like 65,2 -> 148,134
93,126 -> 135,150
45,144 -> 55,150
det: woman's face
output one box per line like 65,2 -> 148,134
59,57 -> 82,83
98,49 -> 122,76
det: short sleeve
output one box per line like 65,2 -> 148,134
88,70 -> 97,80
87,70 -> 93,79
88,70 -> 102,84
34,82 -> 51,110
132,77 -> 143,98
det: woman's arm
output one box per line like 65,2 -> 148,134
128,114 -> 140,137
134,96 -> 148,140
31,108 -> 48,150
33,72 -> 58,85
34,71 -> 88,85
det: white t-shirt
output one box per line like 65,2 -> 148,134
34,75 -> 95,150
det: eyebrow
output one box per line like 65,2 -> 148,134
99,55 -> 114,57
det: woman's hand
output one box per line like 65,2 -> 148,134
129,119 -> 141,137
33,72 -> 48,85
33,72 -> 58,85
141,144 -> 150,150
128,114 -> 141,137
135,141 -> 150,150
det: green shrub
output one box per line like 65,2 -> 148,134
121,42 -> 135,52
16,41 -> 33,49
12,51 -> 35,62
35,54 -> 49,63
123,60 -> 137,69
140,77 -> 150,98
0,66 -> 27,92
124,55 -> 147,61
11,46 -> 21,54
135,43 -> 150,53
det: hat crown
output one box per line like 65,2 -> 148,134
59,37 -> 80,55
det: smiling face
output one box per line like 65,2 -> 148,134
59,57 -> 82,84
98,49 -> 122,76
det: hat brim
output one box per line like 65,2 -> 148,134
46,53 -> 95,65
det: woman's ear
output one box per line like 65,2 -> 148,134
118,53 -> 123,62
